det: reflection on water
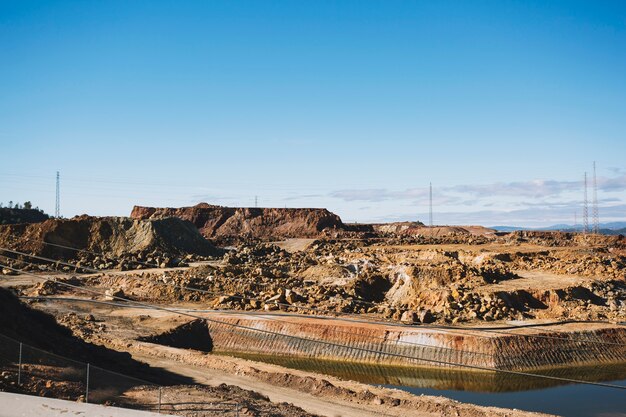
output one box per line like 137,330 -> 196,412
218,353 -> 626,417
392,381 -> 626,417
219,352 -> 626,392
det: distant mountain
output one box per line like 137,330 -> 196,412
599,221 -> 626,230
491,221 -> 626,235
490,226 -> 524,232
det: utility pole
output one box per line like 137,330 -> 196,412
254,195 -> 258,208
592,161 -> 600,234
429,182 -> 433,227
574,212 -> 577,232
583,172 -> 589,234
55,171 -> 60,218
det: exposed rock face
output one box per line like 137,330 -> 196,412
0,215 -> 221,259
130,203 -> 345,241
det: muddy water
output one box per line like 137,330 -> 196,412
220,353 -> 626,417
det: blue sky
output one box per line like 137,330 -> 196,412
1,0 -> 625,226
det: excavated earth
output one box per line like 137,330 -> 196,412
77,238 -> 626,326
0,215 -> 222,273
2,207 -> 626,416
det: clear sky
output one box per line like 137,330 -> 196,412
1,0 -> 625,227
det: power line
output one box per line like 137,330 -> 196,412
1,260 -> 625,390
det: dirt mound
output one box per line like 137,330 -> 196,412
131,203 -> 345,242
0,215 -> 221,260
371,222 -> 424,234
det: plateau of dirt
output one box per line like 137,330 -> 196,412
131,203 -> 346,243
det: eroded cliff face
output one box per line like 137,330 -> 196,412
130,203 -> 345,241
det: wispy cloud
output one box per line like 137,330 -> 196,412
282,193 -> 324,201
329,188 -> 428,202
330,174 -> 626,203
447,179 -> 581,198
368,204 -> 626,227
600,174 -> 626,192
328,174 -> 626,226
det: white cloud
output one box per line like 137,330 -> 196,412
327,174 -> 626,226
329,174 -> 626,203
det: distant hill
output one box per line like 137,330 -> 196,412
492,221 -> 626,235
0,207 -> 49,225
604,228 -> 626,235
490,226 -> 524,232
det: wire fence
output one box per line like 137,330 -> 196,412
0,333 -> 241,416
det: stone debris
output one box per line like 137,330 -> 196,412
73,237 -> 626,325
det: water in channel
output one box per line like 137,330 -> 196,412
220,353 -> 626,417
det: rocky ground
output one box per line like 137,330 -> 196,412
1,207 -> 625,417
40,237 -> 624,327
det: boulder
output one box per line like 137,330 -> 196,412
400,310 -> 418,324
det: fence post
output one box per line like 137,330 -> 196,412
158,387 -> 162,414
85,363 -> 90,403
17,343 -> 23,386
235,402 -> 240,417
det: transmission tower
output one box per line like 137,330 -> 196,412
429,182 -> 433,227
55,171 -> 60,218
583,172 -> 589,234
592,161 -> 599,234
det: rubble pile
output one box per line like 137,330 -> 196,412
73,237 -> 624,324
500,230 -> 626,249
4,219 -> 624,326
508,250 -> 626,280
0,215 -> 221,272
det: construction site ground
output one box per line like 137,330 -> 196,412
2,227 -> 626,417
